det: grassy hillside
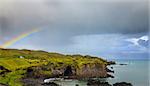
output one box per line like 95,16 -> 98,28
0,48 -> 109,86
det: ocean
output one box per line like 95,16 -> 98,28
53,60 -> 150,86
108,60 -> 150,86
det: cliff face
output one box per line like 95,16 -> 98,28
25,63 -> 108,79
76,63 -> 107,78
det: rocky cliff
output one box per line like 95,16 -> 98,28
25,63 -> 109,79
0,48 -> 114,86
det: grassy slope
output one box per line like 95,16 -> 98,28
0,48 -> 108,86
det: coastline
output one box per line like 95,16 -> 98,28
0,48 -> 114,86
1,48 -> 147,86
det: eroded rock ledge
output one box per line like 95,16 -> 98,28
25,60 -> 116,80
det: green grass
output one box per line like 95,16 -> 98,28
0,70 -> 26,86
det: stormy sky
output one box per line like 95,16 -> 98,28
0,0 -> 149,59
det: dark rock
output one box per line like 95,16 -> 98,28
107,74 -> 114,78
87,80 -> 112,86
75,84 -> 79,86
42,82 -> 59,86
119,64 -> 127,65
106,68 -> 114,73
110,67 -> 113,69
108,61 -> 116,65
113,82 -> 133,86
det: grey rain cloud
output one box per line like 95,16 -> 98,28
0,0 -> 149,59
0,0 -> 148,36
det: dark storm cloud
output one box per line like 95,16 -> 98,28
44,0 -> 148,35
0,0 -> 148,59
0,0 -> 148,38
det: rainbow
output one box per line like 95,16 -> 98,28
0,29 -> 40,48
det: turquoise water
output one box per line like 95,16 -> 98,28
53,60 -> 150,86
108,60 -> 150,86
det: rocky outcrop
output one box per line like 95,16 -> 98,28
22,63 -> 114,86
107,61 -> 116,65
76,63 -> 108,78
87,80 -> 112,86
25,63 -> 112,79
113,82 -> 133,86
87,80 -> 133,86
119,64 -> 127,65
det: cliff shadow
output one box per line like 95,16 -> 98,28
64,66 -> 73,76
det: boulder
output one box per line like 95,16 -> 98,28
87,80 -> 112,86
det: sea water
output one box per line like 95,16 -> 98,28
108,60 -> 150,86
53,60 -> 150,86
